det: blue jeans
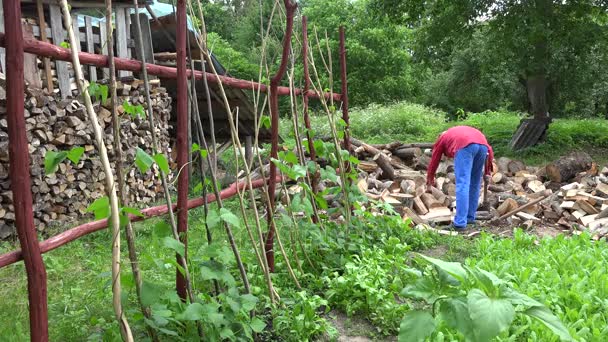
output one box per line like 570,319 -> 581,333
453,144 -> 488,228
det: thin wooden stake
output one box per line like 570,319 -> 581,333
59,1 -> 133,340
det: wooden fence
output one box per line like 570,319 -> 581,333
0,2 -> 154,98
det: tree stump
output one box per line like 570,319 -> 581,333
545,151 -> 593,183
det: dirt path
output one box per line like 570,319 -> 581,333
322,311 -> 396,342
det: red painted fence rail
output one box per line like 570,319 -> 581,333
0,176 -> 281,269
0,33 -> 342,102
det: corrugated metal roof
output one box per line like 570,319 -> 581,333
509,118 -> 551,151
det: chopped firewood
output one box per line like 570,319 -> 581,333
595,182 -> 608,197
560,201 -> 576,210
492,172 -> 504,184
572,210 -> 587,220
527,180 -> 546,193
516,212 -> 540,222
561,182 -> 582,191
581,214 -> 599,226
391,193 -> 414,208
421,193 -> 443,209
413,196 -> 429,215
357,178 -> 368,193
403,207 -> 424,225
497,198 -> 518,216
420,207 -> 452,222
574,200 -> 599,215
588,217 -> 608,231
357,161 -> 378,173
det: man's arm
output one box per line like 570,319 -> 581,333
426,140 -> 444,186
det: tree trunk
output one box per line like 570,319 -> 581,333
526,75 -> 550,120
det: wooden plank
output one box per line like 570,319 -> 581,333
71,14 -> 80,52
84,16 -> 96,82
0,0 -> 5,73
98,20 -> 109,78
403,207 -> 424,225
115,8 -> 130,77
581,214 -> 598,226
49,4 -> 70,98
37,0 -> 54,91
131,13 -> 154,64
22,22 -> 42,88
125,9 -> 132,59
574,199 -> 599,215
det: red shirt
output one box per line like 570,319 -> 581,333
426,126 -> 494,185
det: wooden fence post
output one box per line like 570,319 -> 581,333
84,16 -> 96,82
115,8 -> 129,77
4,1 -> 49,340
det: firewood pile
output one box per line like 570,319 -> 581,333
0,79 -> 173,238
348,138 -> 608,239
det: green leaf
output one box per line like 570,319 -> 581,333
153,153 -> 170,174
122,206 -> 144,217
205,209 -> 221,229
60,41 -> 70,49
200,260 -> 235,286
401,276 -> 441,303
284,151 -> 299,164
66,147 -> 85,164
44,151 -> 68,175
525,306 -> 573,341
398,310 -> 437,342
260,115 -> 271,129
240,294 -> 258,311
123,100 -> 145,118
418,254 -> 468,283
153,221 -> 171,238
141,281 -> 164,306
502,287 -> 543,307
179,303 -> 204,321
86,196 -> 110,220
439,297 -> 476,341
163,237 -> 185,257
219,208 -> 241,227
192,143 -> 200,153
467,288 -> 515,341
135,147 -> 155,173
250,317 -> 266,333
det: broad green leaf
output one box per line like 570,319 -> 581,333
162,237 -> 185,257
260,115 -> 271,129
439,297 -> 476,341
206,209 -> 221,229
220,327 -> 235,339
250,317 -> 266,333
60,41 -> 70,49
141,281 -> 165,306
293,165 -> 308,179
135,147 -> 155,173
192,143 -> 200,152
153,153 -> 170,174
220,208 -> 241,227
200,260 -> 235,286
86,196 -> 110,220
122,206 -> 144,217
502,287 -> 543,307
468,288 -> 515,341
418,254 -> 468,283
240,294 -> 258,311
398,310 -> 436,342
178,303 -> 204,321
525,306 -> 573,341
284,151 -> 299,164
153,221 -> 171,238
44,151 -> 68,175
401,276 -> 441,303
66,147 -> 85,164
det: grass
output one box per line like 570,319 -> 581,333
282,102 -> 608,166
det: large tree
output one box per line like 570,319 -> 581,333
372,0 -> 608,119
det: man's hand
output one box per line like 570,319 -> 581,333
426,182 -> 436,193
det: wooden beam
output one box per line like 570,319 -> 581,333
36,0 -> 54,91
115,7 -> 129,77
84,16 -> 96,82
98,19 -> 109,78
131,13 -> 154,64
22,22 -> 43,88
49,4 -> 70,98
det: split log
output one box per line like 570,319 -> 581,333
420,193 -> 443,209
497,198 -> 518,216
393,147 -> 421,160
575,200 -> 599,215
413,196 -> 429,215
403,207 -> 424,225
545,151 -> 593,183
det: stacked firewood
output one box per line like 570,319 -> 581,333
0,79 -> 173,238
350,137 -> 608,239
